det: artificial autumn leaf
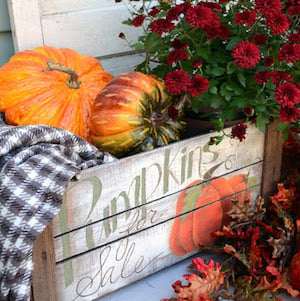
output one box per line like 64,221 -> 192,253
228,196 -> 265,228
270,183 -> 296,210
249,227 -> 262,273
268,218 -> 295,259
255,266 -> 300,298
224,244 -> 251,269
170,258 -> 225,301
214,225 -> 246,239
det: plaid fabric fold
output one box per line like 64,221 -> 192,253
0,114 -> 115,301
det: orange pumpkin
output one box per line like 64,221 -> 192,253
0,46 -> 113,141
89,71 -> 185,157
169,174 -> 250,256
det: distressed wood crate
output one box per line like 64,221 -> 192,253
31,122 -> 283,301
6,1 -> 283,300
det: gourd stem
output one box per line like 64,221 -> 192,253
43,59 -> 81,89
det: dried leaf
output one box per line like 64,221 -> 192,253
228,196 -> 265,228
171,258 -> 225,301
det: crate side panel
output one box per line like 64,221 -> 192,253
54,162 -> 263,262
52,124 -> 265,237
54,184 -> 261,300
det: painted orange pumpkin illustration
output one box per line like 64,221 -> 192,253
169,174 -> 250,256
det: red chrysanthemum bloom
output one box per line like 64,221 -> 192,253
264,56 -> 274,66
287,32 -> 300,43
234,9 -> 258,26
218,24 -> 231,39
272,70 -> 293,85
201,2 -> 222,12
279,105 -> 300,122
203,19 -> 223,40
275,82 -> 300,107
164,70 -> 191,95
278,43 -> 300,63
265,13 -> 290,35
131,14 -> 146,27
232,41 -> 261,69
254,0 -> 282,16
166,49 -> 189,65
149,18 -> 175,36
243,107 -> 254,116
171,39 -> 188,50
185,4 -> 215,29
253,34 -> 267,45
254,71 -> 272,85
192,58 -> 202,68
188,75 -> 210,97
148,6 -> 161,17
166,4 -> 186,21
287,0 -> 300,16
231,123 -> 247,142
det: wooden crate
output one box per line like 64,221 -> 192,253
31,122 -> 282,301
6,2 -> 283,300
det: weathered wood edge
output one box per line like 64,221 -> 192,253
31,223 -> 57,301
261,121 -> 283,198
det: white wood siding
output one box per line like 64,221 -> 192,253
7,0 -> 145,75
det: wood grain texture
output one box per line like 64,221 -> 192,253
32,224 -> 57,301
262,121 -> 283,198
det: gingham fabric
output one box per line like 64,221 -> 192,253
0,113 -> 115,301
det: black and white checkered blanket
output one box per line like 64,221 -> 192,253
0,114 -> 115,301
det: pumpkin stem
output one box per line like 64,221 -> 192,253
43,59 -> 81,89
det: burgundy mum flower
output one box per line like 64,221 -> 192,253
149,18 -> 175,36
166,4 -> 185,21
265,13 -> 290,35
188,75 -> 210,97
243,107 -> 254,116
253,34 -> 267,45
166,49 -> 189,65
192,58 -> 202,68
148,6 -> 161,17
131,14 -> 146,27
231,123 -> 247,142
232,41 -> 261,69
254,71 -> 272,85
272,70 -> 293,85
278,43 -> 300,64
286,0 -> 300,16
279,105 -> 300,122
164,70 -> 191,95
254,0 -> 282,16
264,56 -> 274,66
203,19 -> 223,40
171,39 -> 188,50
234,9 -> 258,26
275,82 -> 300,108
201,2 -> 222,12
287,32 -> 300,43
185,4 -> 215,29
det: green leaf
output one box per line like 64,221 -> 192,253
131,43 -> 145,50
208,85 -> 218,95
237,72 -> 246,88
255,114 -> 268,133
225,37 -> 241,51
226,61 -> 238,74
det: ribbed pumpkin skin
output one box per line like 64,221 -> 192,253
89,71 -> 185,157
0,46 -> 113,141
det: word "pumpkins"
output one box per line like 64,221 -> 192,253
0,45 -> 113,141
169,174 -> 250,256
89,71 -> 185,157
